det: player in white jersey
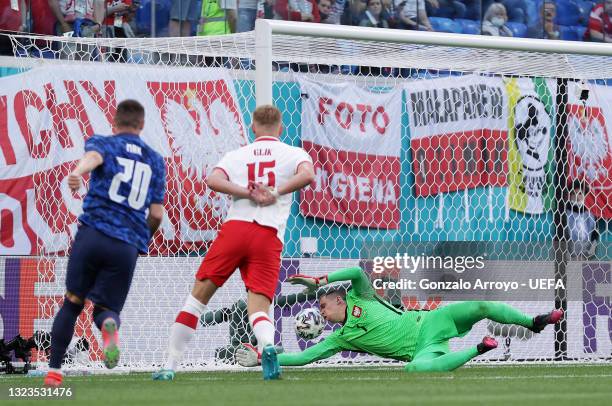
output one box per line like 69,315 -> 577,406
153,105 -> 314,381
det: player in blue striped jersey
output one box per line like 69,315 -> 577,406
44,100 -> 166,387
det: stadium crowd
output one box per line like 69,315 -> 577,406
0,0 -> 610,46
0,0 -> 609,77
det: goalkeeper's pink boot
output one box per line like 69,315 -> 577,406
102,318 -> 120,369
477,336 -> 498,354
531,309 -> 564,333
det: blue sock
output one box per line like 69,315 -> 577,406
93,307 -> 120,331
49,298 -> 84,369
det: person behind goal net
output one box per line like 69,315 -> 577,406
153,105 -> 315,381
236,267 -> 564,372
44,100 -> 167,387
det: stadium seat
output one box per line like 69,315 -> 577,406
577,1 -> 595,26
506,22 -> 528,37
500,0 -> 527,23
573,25 -> 587,39
428,0 -> 467,19
525,0 -> 543,27
136,0 -> 172,37
456,18 -> 481,35
559,25 -> 580,40
555,0 -> 581,26
429,17 -> 462,33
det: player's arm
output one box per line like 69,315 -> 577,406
147,204 -> 164,235
205,168 -> 251,199
288,267 -> 372,295
278,335 -> 344,366
276,161 -> 315,196
68,151 -> 104,192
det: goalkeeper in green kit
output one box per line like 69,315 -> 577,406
236,267 -> 563,372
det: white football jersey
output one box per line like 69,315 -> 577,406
214,136 -> 313,242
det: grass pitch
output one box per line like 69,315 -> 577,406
2,365 -> 611,406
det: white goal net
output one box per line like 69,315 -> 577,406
1,23 -> 611,373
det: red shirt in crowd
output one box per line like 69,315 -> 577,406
586,3 -> 612,40
0,0 -> 24,31
274,0 -> 321,22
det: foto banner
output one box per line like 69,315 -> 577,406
404,74 -> 508,197
506,77 -> 555,214
0,64 -> 247,255
566,81 -> 612,219
299,79 -> 402,229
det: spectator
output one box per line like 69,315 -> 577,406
197,0 -> 237,35
586,0 -> 612,42
345,0 -> 367,25
482,2 -> 512,36
325,0 -> 347,24
1,0 -> 27,33
104,1 -> 138,38
566,180 -> 598,259
275,0 -> 320,22
528,1 -> 559,40
48,0 -> 105,35
396,0 -> 433,31
237,0 -> 257,32
359,0 -> 390,27
30,0 -> 57,35
256,0 -> 275,20
0,0 -> 26,56
318,0 -> 335,23
461,0 -> 482,20
169,0 -> 200,37
104,1 -> 138,62
380,0 -> 396,26
482,0 -> 526,23
426,0 -> 466,19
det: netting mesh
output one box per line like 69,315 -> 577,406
3,30 -> 611,372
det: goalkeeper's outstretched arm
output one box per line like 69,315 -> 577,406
278,335 -> 344,366
288,267 -> 372,295
237,333 -> 345,367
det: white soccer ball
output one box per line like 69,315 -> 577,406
294,308 -> 325,340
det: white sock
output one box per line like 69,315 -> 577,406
164,295 -> 207,371
248,311 -> 275,351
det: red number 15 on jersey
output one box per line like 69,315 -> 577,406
247,161 -> 276,188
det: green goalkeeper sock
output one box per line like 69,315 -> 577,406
404,348 -> 479,373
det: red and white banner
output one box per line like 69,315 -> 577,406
405,75 -> 508,197
0,64 -> 247,255
299,80 -> 401,229
567,82 -> 612,219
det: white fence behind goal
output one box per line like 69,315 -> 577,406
2,21 -> 611,372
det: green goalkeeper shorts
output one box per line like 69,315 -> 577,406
413,306 -> 467,358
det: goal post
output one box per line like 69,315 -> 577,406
2,24 -> 612,373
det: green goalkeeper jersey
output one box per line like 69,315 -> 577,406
278,267 -> 425,366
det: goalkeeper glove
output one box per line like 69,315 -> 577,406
236,343 -> 260,367
287,274 -> 328,293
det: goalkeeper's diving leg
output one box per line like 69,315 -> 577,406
405,337 -> 498,372
405,301 -> 563,373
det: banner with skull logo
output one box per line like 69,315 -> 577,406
506,77 -> 555,214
